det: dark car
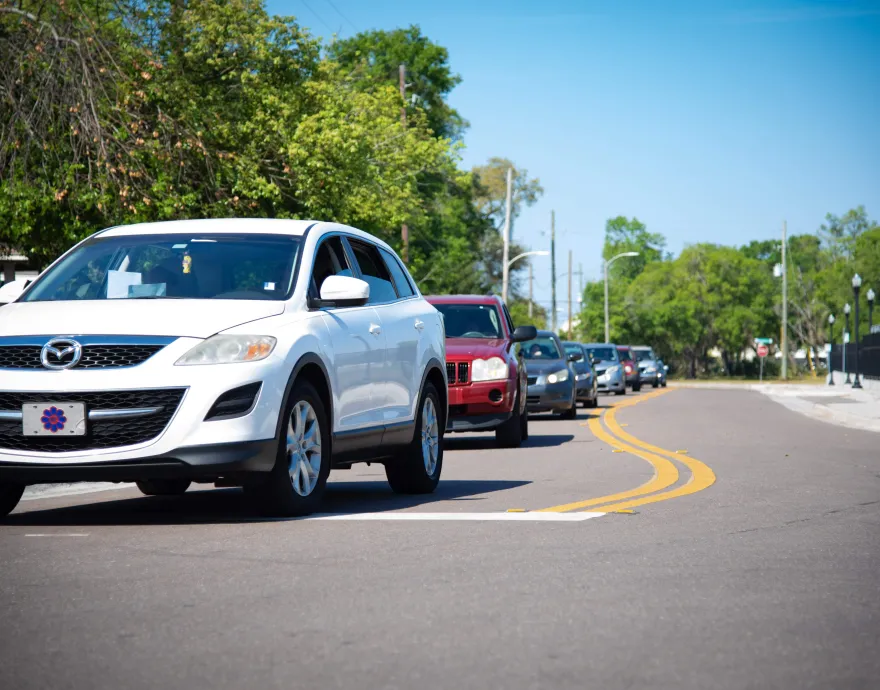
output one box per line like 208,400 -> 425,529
563,341 -> 598,408
631,345 -> 666,388
522,331 -> 580,419
616,345 -> 641,392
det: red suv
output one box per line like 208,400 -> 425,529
616,345 -> 641,392
426,295 -> 537,447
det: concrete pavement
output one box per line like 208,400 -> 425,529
2,388 -> 878,690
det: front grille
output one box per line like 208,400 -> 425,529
527,376 -> 538,386
0,388 -> 186,452
526,395 -> 541,404
0,345 -> 165,370
445,361 -> 470,386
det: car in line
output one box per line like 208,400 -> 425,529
522,331 -> 580,419
631,345 -> 666,389
563,341 -> 598,408
0,219 -> 447,518
616,345 -> 641,391
583,343 -> 626,395
425,294 -> 536,448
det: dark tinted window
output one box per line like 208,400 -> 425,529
379,247 -> 414,298
348,240 -> 397,304
23,234 -> 300,302
633,348 -> 655,362
311,236 -> 353,295
432,303 -> 503,338
587,347 -> 618,362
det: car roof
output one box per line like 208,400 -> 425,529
562,341 -> 585,347
98,218 -> 318,238
425,294 -> 502,306
583,342 -> 618,348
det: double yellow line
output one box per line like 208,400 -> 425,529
537,390 -> 716,513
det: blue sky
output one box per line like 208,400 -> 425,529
269,0 -> 880,309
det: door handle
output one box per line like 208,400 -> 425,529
369,324 -> 382,336
414,319 -> 424,331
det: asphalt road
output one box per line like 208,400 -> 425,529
2,388 -> 879,690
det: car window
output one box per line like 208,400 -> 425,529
432,303 -> 503,338
348,240 -> 398,304
22,233 -> 300,302
634,349 -> 655,362
617,348 -> 633,361
379,247 -> 414,298
502,304 -> 515,334
311,236 -> 353,296
587,347 -> 617,361
522,336 -> 563,360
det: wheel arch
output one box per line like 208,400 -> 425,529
277,353 -> 334,444
420,357 -> 447,433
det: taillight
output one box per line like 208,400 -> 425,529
625,364 -> 633,373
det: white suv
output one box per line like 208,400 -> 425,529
0,219 -> 447,517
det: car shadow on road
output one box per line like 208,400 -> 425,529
445,434 -> 574,451
4,479 -> 531,527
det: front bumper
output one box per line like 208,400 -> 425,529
638,370 -> 660,384
596,371 -> 625,393
526,381 -> 573,412
0,337 -> 286,467
446,379 -> 515,432
0,439 -> 278,484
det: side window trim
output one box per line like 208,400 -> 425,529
502,303 -> 514,335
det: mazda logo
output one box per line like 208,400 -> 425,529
40,338 -> 83,370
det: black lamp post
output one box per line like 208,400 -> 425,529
868,288 -> 875,332
852,274 -> 862,389
827,313 -> 835,386
844,303 -> 851,384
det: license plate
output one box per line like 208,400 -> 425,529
22,403 -> 87,436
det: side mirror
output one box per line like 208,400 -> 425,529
664,364 -> 669,372
310,275 -> 370,308
567,352 -> 583,362
0,278 -> 30,305
511,325 -> 538,343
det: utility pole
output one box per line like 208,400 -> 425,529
781,220 -> 788,380
501,167 -> 513,304
550,211 -> 557,333
528,262 -> 533,319
567,250 -> 573,340
578,262 -> 583,296
399,64 -> 409,264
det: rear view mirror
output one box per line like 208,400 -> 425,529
512,325 -> 538,343
311,275 -> 370,308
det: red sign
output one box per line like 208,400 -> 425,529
757,344 -> 769,358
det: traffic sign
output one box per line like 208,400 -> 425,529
755,337 -> 774,345
757,344 -> 769,358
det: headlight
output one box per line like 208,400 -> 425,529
471,356 -> 508,382
175,335 -> 277,366
606,365 -> 621,375
547,368 -> 569,384
644,366 -> 656,373
575,372 -> 590,381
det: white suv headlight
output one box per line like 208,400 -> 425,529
606,365 -> 621,375
547,369 -> 569,384
471,356 -> 508,382
175,335 -> 277,366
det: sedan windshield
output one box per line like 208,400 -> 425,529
634,349 -> 655,362
434,304 -> 503,339
522,337 -> 562,360
587,347 -> 618,362
22,233 -> 301,302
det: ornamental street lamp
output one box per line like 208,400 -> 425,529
827,313 -> 835,386
868,287 -> 875,332
852,274 -> 862,389
844,303 -> 851,384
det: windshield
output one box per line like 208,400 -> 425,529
22,233 -> 300,302
634,348 -> 655,362
617,348 -> 633,361
587,347 -> 618,362
522,336 -> 562,360
434,303 -> 503,339
563,343 -> 583,355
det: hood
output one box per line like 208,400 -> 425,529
445,337 -> 508,359
637,359 -> 660,369
0,300 -> 285,338
523,358 -> 567,375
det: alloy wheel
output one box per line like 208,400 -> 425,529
287,401 -> 322,497
421,397 -> 440,476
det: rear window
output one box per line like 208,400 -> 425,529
432,303 -> 503,339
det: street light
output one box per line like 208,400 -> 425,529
827,313 -> 835,386
852,274 -> 862,389
502,251 -> 549,304
604,252 -> 639,343
868,288 -> 875,332
844,302 -> 851,384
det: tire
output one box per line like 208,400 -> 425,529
652,380 -> 659,389
661,379 -> 667,388
385,381 -> 443,494
616,387 -> 626,396
560,395 -> 578,420
496,390 -> 523,448
0,483 -> 25,518
588,396 -> 599,409
520,405 -> 529,441
249,380 -> 330,517
136,479 -> 191,496
633,382 -> 642,392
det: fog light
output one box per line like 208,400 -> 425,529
488,389 -> 503,403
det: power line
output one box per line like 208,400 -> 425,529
323,0 -> 359,33
299,0 -> 335,35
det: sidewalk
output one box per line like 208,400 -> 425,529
669,379 -> 880,433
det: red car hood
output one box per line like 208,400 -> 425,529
445,337 -> 508,359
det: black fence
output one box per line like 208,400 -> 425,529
830,332 -> 880,379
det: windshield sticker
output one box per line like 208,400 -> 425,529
172,244 -> 187,250
264,282 -> 276,291
107,270 -> 142,299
